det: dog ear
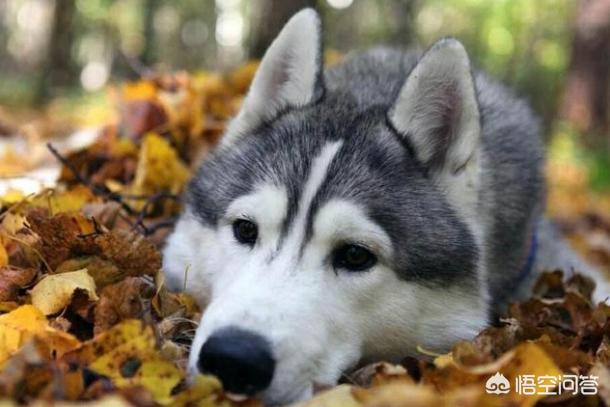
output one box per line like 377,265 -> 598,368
390,38 -> 482,230
389,38 -> 480,176
222,8 -> 324,146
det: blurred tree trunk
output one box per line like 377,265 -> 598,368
34,0 -> 77,105
559,0 -> 610,139
140,0 -> 159,66
248,0 -> 318,59
381,0 -> 417,46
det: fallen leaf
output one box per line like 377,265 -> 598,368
0,302 -> 19,312
291,385 -> 361,407
56,256 -> 120,289
349,363 -> 414,388
0,266 -> 37,302
94,277 -> 152,334
353,383 -> 441,407
26,210 -> 95,270
65,320 -> 182,404
169,374 -> 227,407
123,101 -> 168,140
0,305 -> 80,367
30,269 -> 98,316
0,305 -> 47,366
91,231 -> 161,283
0,212 -> 26,236
26,209 -> 161,286
0,243 -> 7,268
591,362 -> 610,405
122,80 -> 157,101
130,133 -> 189,206
30,187 -> 97,215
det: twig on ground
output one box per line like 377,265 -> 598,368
47,143 -> 181,237
132,192 -> 181,235
47,143 -> 138,216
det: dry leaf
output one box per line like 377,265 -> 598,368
130,133 -> 189,201
0,266 -> 37,302
94,277 -> 151,334
292,385 -> 361,407
0,305 -> 80,367
0,305 -> 47,366
30,269 -> 98,315
30,187 -> 97,215
0,243 -> 7,268
66,320 -> 182,405
0,212 -> 26,236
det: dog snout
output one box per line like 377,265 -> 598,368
197,327 -> 275,395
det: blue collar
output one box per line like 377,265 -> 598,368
513,230 -> 538,289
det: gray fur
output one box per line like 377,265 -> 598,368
163,15 -> 610,402
187,45 -> 550,311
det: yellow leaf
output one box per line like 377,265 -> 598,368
91,350 -> 183,405
421,342 -> 562,406
68,320 -> 183,405
1,212 -> 26,235
192,72 -> 225,95
122,80 -> 157,101
0,305 -> 80,367
30,269 -> 99,315
67,319 -> 150,365
30,186 -> 96,215
494,342 -> 562,406
462,342 -> 562,407
169,375 -> 224,407
0,242 -> 7,268
0,305 -> 47,365
110,137 -> 138,156
0,189 -> 26,206
353,383 -> 447,407
433,352 -> 455,369
130,133 -> 189,206
27,395 -> 133,406
292,385 -> 361,407
228,61 -> 259,94
0,302 -> 18,312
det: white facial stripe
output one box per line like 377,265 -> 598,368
282,141 -> 343,251
312,199 -> 393,261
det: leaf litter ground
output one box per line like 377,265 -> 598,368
1,63 -> 610,406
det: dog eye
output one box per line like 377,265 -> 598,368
233,219 -> 258,245
332,244 -> 377,272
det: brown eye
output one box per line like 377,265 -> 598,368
332,244 -> 377,272
233,219 -> 258,246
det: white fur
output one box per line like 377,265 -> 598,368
164,141 -> 488,405
281,141 -> 343,256
162,210 -> 212,303
162,184 -> 289,305
221,9 -> 321,148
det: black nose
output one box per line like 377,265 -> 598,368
197,327 -> 275,395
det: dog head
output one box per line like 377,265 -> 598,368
163,8 -> 489,405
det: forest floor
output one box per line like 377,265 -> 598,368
1,65 -> 610,406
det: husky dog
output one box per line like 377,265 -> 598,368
163,8 -> 609,405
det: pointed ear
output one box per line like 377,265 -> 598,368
223,9 -> 324,146
389,39 -> 480,175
